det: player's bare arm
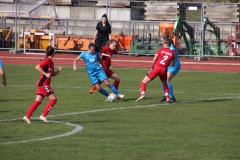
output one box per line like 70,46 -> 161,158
35,64 -> 51,78
52,66 -> 62,77
153,53 -> 158,64
94,30 -> 98,40
73,57 -> 81,71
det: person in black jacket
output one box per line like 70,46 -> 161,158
94,14 -> 112,52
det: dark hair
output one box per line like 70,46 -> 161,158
101,13 -> 110,26
102,14 -> 107,19
46,46 -> 54,57
88,43 -> 96,49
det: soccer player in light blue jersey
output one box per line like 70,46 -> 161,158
73,43 -> 124,101
160,35 -> 181,103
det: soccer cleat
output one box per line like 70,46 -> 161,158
117,94 -> 124,99
23,116 -> 31,124
160,96 -> 166,102
136,95 -> 145,102
89,89 -> 94,94
168,97 -> 176,104
40,115 -> 49,123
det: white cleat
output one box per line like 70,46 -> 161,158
23,116 -> 31,124
136,95 -> 145,102
117,94 -> 124,99
40,115 -> 49,123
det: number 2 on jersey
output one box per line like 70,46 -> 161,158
160,55 -> 168,65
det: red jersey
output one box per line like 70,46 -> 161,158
153,48 -> 175,70
101,46 -> 118,68
37,57 -> 54,86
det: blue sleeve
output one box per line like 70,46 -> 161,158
0,60 -> 3,68
79,52 -> 84,59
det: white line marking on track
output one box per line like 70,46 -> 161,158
0,96 -> 239,145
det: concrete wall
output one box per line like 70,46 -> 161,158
0,4 -> 131,21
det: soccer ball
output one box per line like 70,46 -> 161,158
107,93 -> 117,102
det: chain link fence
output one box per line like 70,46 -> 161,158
0,0 -> 239,57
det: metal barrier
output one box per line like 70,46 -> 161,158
0,1 -> 239,58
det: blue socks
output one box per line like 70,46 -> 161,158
109,84 -> 120,95
99,88 -> 109,96
167,82 -> 173,99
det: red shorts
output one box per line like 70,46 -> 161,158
36,84 -> 54,97
147,68 -> 167,81
104,68 -> 114,77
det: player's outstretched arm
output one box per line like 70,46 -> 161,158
52,66 -> 62,77
73,57 -> 81,71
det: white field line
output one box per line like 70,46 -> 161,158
0,120 -> 83,145
0,96 -> 240,145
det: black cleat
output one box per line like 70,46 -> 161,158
160,96 -> 166,102
168,97 -> 176,104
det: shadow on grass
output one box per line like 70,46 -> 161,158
0,110 -> 10,113
176,98 -> 233,104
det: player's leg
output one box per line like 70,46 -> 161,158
89,79 -> 102,94
100,69 -> 124,99
160,66 -> 175,102
161,80 -> 170,102
109,72 -> 120,89
136,76 -> 152,102
94,82 -> 109,97
167,72 -> 175,99
40,93 -> 57,123
159,71 -> 170,102
103,78 -> 124,99
23,94 -> 44,124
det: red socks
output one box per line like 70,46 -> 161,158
25,101 -> 41,118
163,83 -> 170,101
140,81 -> 146,96
113,81 -> 120,89
42,99 -> 57,117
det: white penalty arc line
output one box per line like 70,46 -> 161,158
0,96 -> 240,145
0,120 -> 83,145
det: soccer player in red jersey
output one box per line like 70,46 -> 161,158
136,36 -> 175,103
23,46 -> 62,124
89,39 -> 121,94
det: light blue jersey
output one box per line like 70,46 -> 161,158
0,59 -> 3,68
167,44 -> 181,75
79,51 -> 107,85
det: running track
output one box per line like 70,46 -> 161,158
0,51 -> 239,72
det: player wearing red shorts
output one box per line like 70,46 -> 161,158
136,36 -> 175,103
23,46 -> 62,124
89,39 -> 121,94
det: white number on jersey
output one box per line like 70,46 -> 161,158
160,55 -> 168,65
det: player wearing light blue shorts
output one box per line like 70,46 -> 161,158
160,37 -> 181,103
73,43 -> 124,100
